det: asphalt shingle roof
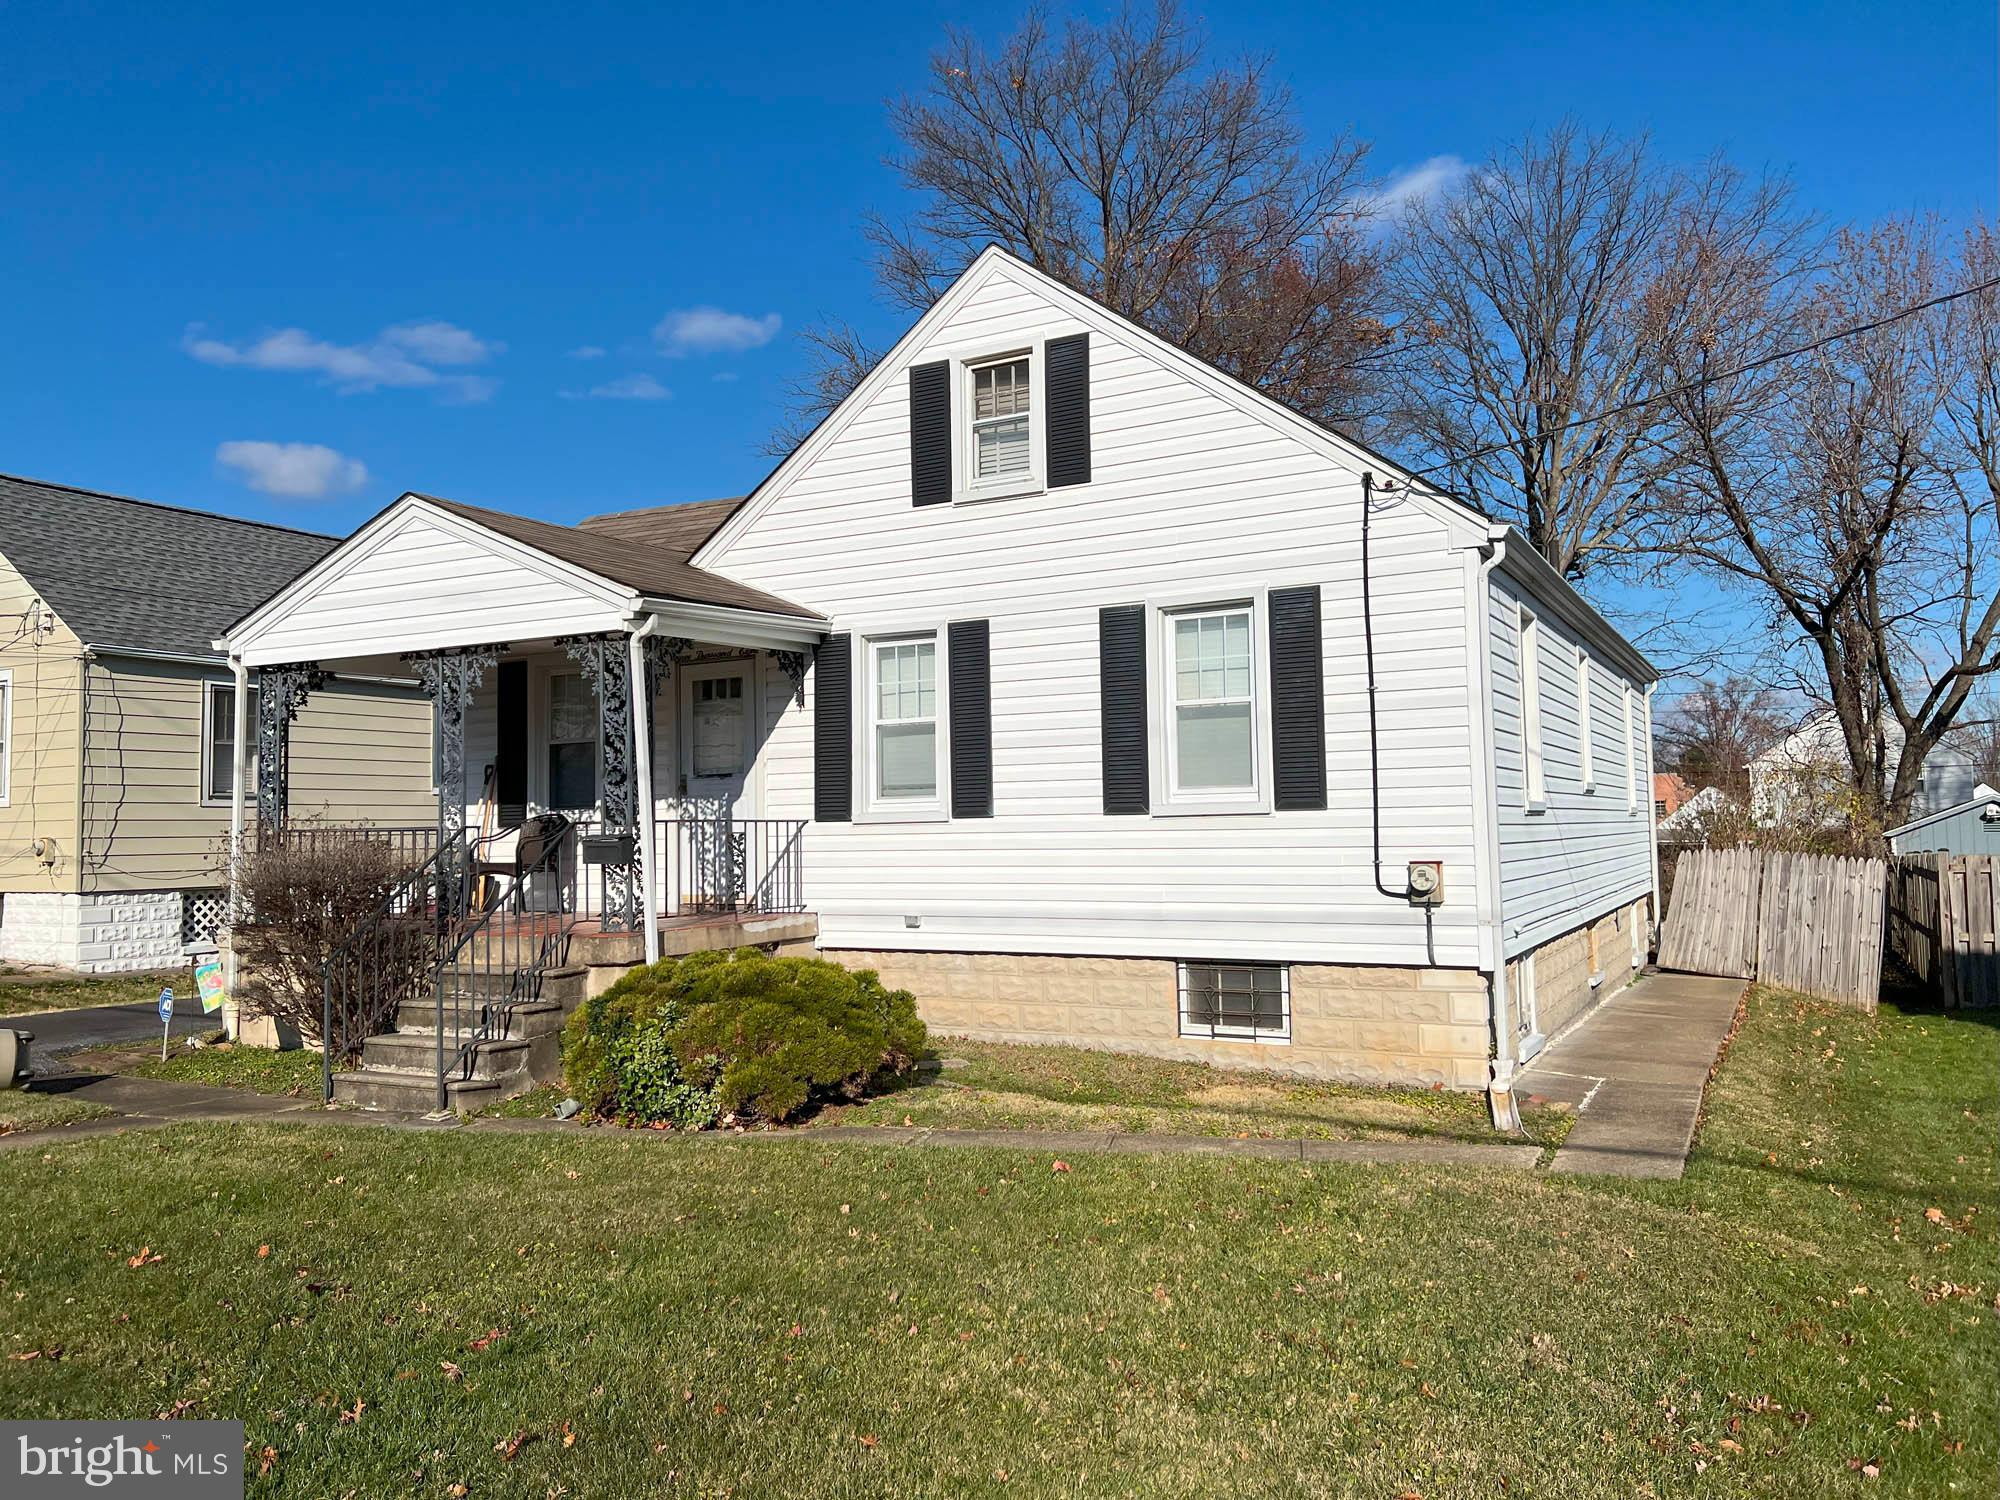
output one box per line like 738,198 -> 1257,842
0,471 -> 338,659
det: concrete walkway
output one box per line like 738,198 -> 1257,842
1517,970 -> 1745,1180
3,1071 -> 1543,1170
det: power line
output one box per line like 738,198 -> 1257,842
1400,274 -> 2000,486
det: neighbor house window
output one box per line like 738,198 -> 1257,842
201,681 -> 259,806
0,671 -> 11,807
1576,651 -> 1595,790
1519,609 -> 1546,807
1178,961 -> 1290,1042
547,671 -> 598,809
866,634 -> 943,813
967,353 -> 1033,487
1161,603 -> 1262,809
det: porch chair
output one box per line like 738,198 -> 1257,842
471,812 -> 572,913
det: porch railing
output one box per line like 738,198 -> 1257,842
654,817 -> 807,916
262,823 -> 438,872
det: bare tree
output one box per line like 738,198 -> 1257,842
771,1 -> 1381,452
765,320 -> 885,456
1648,218 -> 2000,829
1385,124 -> 1811,579
1659,677 -> 1783,801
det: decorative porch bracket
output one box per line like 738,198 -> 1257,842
640,633 -> 702,702
254,662 -> 328,833
403,644 -> 507,846
773,648 -> 811,708
559,633 -> 643,932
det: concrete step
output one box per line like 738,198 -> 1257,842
333,1067 -> 508,1114
361,1030 -> 531,1081
393,996 -> 567,1039
437,963 -> 586,1004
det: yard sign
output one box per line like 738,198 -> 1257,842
193,956 -> 227,1015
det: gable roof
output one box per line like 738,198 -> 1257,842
576,495 -> 743,553
0,470 -> 337,659
1885,782 -> 2000,841
414,495 -> 816,619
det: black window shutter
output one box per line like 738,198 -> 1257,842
1269,585 -> 1327,811
494,660 -> 528,827
909,361 -> 952,506
814,635 -> 853,822
1045,332 -> 1091,488
948,619 -> 992,818
1098,604 -> 1149,815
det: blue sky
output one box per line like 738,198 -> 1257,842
1,1 -> 1992,541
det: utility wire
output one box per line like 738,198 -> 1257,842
1397,274 -> 2000,488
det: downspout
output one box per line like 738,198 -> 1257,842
1644,681 -> 1662,957
1473,529 -> 1520,1131
224,656 -> 251,1039
626,616 -> 662,967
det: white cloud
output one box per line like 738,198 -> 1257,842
567,344 -> 608,360
561,373 -> 672,401
653,305 -> 782,356
1366,155 -> 1471,225
216,440 -> 368,499
184,319 -> 501,402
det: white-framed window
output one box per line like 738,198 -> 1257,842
200,681 -> 259,807
1575,650 -> 1595,790
1178,961 -> 1290,1042
1159,601 -> 1266,812
956,347 -> 1042,501
863,632 -> 946,818
0,670 -> 11,807
1518,608 -> 1546,808
547,670 -> 599,810
1623,684 -> 1638,812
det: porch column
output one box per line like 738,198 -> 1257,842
559,633 -> 640,932
403,644 -> 507,850
223,657 -> 252,1039
628,624 -> 661,964
253,661 -> 327,835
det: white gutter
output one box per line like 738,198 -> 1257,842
1472,530 -> 1520,1131
1645,682 -> 1662,955
223,655 -> 252,1041
626,616 -> 662,966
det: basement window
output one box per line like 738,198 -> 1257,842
1178,961 -> 1290,1043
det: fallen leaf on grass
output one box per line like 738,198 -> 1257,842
126,1247 -> 161,1269
440,1361 -> 463,1382
1925,1207 -> 1945,1224
338,1399 -> 365,1426
256,1446 -> 278,1476
497,1429 -> 534,1461
256,1245 -> 270,1259
1050,1160 -> 1071,1174
561,1421 -> 576,1449
9,1347 -> 61,1362
857,1434 -> 878,1450
468,1328 -> 507,1352
1846,1457 -> 1881,1478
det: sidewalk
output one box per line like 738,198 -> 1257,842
3,1071 -> 1543,1169
1517,970 -> 1745,1180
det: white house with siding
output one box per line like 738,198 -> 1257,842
223,248 -> 1659,1121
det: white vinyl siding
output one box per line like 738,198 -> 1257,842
1518,608 -> 1546,808
1489,574 -> 1654,959
700,257 -> 1487,966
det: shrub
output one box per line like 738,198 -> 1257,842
560,963 -> 720,1129
665,949 -> 926,1122
228,834 -> 432,1061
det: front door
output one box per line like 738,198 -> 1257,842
678,661 -> 755,908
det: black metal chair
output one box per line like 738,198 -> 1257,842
473,813 -> 572,913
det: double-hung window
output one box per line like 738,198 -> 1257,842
201,681 -> 259,806
0,670 -> 11,807
968,354 -> 1032,484
866,634 -> 945,815
1576,651 -> 1595,791
1519,608 -> 1547,808
547,671 -> 599,810
1162,603 -> 1262,810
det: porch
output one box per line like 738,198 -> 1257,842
218,491 -> 830,1109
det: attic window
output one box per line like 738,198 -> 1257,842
967,353 -> 1034,488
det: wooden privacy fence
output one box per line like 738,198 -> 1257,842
1659,848 -> 1886,1010
1888,854 -> 1999,1009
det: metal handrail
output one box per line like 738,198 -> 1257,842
318,827 -> 469,1102
653,816 -> 807,916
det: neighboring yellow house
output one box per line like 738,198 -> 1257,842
0,471 -> 437,972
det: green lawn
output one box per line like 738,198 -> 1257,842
127,1042 -> 328,1098
0,987 -> 1992,1498
814,1038 -> 1567,1145
0,1088 -> 114,1134
0,968 -> 185,1018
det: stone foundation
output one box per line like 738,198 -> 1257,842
1509,897 -> 1651,1045
818,949 -> 1495,1090
0,890 -> 189,973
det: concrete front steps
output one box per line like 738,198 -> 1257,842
333,965 -> 584,1114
